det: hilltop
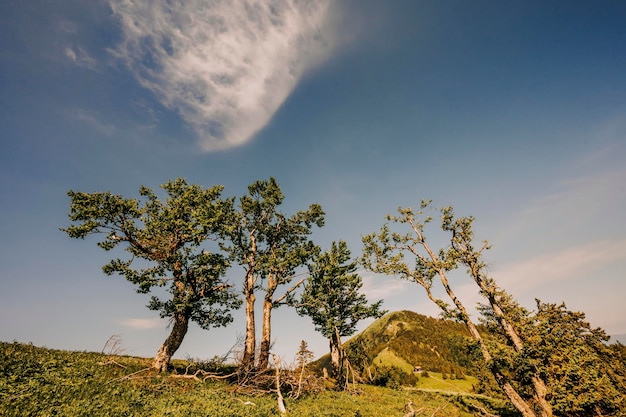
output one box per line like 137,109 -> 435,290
312,310 -> 484,387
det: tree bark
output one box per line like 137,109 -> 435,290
258,272 -> 279,370
467,260 -> 552,417
329,328 -> 346,390
258,294 -> 273,370
241,234 -> 258,370
417,234 -> 539,417
241,269 -> 256,370
152,311 -> 189,372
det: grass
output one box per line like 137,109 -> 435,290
415,372 -> 478,394
0,341 -> 517,416
372,347 -> 414,374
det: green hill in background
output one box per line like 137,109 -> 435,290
312,310 -> 481,388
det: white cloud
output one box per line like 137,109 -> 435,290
119,318 -> 164,330
73,109 -> 117,135
108,0 -> 340,151
64,46 -> 97,69
361,272 -> 410,300
492,239 -> 626,295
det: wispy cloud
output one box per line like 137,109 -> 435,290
492,154 -> 626,261
108,0 -> 339,151
361,272 -> 410,300
72,109 -> 117,136
119,318 -> 164,330
492,239 -> 626,295
64,46 -> 97,69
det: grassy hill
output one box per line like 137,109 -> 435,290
0,340 -> 516,416
313,310 -> 481,388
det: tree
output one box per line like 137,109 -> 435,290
220,178 -> 324,370
480,299 -> 626,416
443,209 -> 552,416
361,201 -> 548,417
297,240 -> 386,390
294,340 -> 314,398
62,178 -> 241,372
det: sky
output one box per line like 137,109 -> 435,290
1,0 -> 626,364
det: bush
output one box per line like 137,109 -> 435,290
370,365 -> 417,388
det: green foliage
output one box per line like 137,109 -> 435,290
218,177 -> 325,368
297,241 -> 386,339
329,311 -> 475,384
524,302 -> 625,416
371,364 -> 417,389
296,241 -> 385,390
62,178 -> 241,330
219,177 -> 325,286
296,340 -> 315,369
0,341 -> 508,417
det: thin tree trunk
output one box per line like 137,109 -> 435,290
259,271 -> 281,370
467,259 -> 552,417
258,294 -> 273,370
242,269 -> 256,370
438,273 -> 538,417
330,328 -> 346,390
415,233 -> 538,417
152,311 -> 189,372
241,234 -> 258,370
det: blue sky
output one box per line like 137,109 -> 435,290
2,0 -> 626,362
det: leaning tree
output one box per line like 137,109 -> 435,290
361,201 -> 551,417
62,178 -> 241,371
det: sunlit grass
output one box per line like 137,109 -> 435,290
0,341 -> 516,416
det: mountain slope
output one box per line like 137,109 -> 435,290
312,310 -> 478,381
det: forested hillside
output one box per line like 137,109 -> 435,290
313,310 -> 480,381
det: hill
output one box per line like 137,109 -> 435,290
0,340 -> 515,416
312,310 -> 482,387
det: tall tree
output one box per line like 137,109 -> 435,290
220,178 -> 324,370
62,179 -> 241,372
361,201 -> 547,417
297,240 -> 385,390
441,207 -> 552,417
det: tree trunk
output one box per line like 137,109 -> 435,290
152,311 -> 189,372
241,235 -> 258,370
330,328 -> 346,390
443,279 -> 538,416
416,235 -> 539,417
469,263 -> 552,417
258,294 -> 273,370
258,272 -> 278,370
241,270 -> 256,370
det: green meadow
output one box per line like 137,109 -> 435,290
1,341 -> 515,417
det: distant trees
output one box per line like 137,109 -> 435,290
62,179 -> 241,371
219,178 -> 324,370
297,240 -> 386,390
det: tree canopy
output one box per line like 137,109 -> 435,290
298,240 -> 385,389
62,178 -> 241,371
219,177 -> 324,370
